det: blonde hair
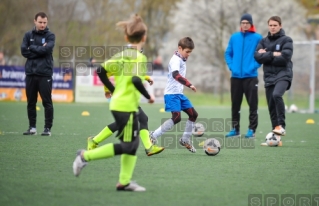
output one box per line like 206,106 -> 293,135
116,14 -> 147,43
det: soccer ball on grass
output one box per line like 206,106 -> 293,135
192,123 -> 205,137
265,132 -> 281,147
203,138 -> 221,156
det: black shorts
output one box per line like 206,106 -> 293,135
111,111 -> 139,142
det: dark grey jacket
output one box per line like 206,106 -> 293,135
254,29 -> 293,90
21,27 -> 55,76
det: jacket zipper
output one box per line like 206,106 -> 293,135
31,32 -> 35,72
240,32 -> 246,77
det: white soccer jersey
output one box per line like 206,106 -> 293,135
164,54 -> 187,94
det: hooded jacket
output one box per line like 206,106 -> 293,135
225,26 -> 262,78
21,27 -> 55,76
254,29 -> 293,90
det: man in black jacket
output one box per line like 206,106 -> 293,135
254,16 -> 293,137
21,12 -> 55,136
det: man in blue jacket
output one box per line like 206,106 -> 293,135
21,12 -> 55,136
224,13 -> 262,138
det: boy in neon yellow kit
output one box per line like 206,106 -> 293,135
73,14 -> 154,191
87,74 -> 164,156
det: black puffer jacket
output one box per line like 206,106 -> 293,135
254,29 -> 293,90
21,27 -> 55,76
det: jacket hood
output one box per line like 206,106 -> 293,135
240,24 -> 257,33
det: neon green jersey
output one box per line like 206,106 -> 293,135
101,49 -> 148,112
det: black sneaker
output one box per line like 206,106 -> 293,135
23,127 -> 37,135
41,128 -> 51,136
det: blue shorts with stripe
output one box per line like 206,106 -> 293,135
164,94 -> 193,112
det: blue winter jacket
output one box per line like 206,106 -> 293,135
225,31 -> 262,78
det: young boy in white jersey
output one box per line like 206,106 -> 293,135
150,37 -> 198,153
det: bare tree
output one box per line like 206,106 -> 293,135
76,0 -> 181,60
0,0 -> 181,66
0,0 -> 49,64
136,0 -> 181,59
160,0 -> 307,103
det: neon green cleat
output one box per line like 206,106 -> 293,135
87,136 -> 98,150
145,145 -> 165,156
198,141 -> 205,147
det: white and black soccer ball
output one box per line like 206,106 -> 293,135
265,132 -> 280,147
192,123 -> 205,137
289,104 -> 298,113
203,138 -> 221,156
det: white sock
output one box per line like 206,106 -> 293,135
182,120 -> 194,141
152,119 -> 174,139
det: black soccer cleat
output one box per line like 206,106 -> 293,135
41,128 -> 51,136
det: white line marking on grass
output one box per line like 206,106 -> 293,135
3,132 -> 19,134
1,132 -> 83,136
285,140 -> 294,142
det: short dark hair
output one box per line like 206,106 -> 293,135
178,37 -> 194,50
35,12 -> 48,20
268,16 -> 281,26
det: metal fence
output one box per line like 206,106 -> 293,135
290,41 -> 319,113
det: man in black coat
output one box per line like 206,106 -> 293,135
254,16 -> 293,136
21,12 -> 55,136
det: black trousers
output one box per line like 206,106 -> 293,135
25,75 -> 53,129
265,81 -> 289,129
112,111 -> 140,156
230,77 -> 258,132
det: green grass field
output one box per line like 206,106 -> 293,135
184,90 -> 319,110
1,101 -> 319,206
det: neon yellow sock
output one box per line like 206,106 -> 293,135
93,126 -> 113,144
83,143 -> 115,161
139,129 -> 152,150
119,154 -> 137,185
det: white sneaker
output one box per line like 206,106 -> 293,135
72,150 -> 87,177
23,127 -> 37,135
149,131 -> 157,144
179,138 -> 196,153
116,181 -> 146,192
273,125 -> 286,136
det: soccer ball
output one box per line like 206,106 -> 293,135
289,104 -> 298,113
203,138 -> 221,156
192,123 -> 205,137
265,132 -> 280,147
